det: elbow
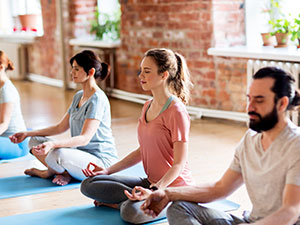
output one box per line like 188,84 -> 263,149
81,136 -> 92,146
172,163 -> 185,174
290,206 -> 300,224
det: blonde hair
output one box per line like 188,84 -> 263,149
145,48 -> 192,104
0,51 -> 14,71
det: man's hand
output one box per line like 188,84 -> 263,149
141,189 -> 170,218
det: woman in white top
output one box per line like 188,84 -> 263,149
0,50 -> 28,159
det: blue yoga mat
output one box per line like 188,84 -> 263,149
0,153 -> 35,164
0,176 -> 80,199
0,163 -> 146,200
200,199 -> 240,212
0,205 -> 168,225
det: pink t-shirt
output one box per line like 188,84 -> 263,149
138,99 -> 195,187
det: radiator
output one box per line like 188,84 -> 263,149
0,41 -> 26,80
247,59 -> 300,125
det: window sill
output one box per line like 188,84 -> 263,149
0,32 -> 39,44
208,46 -> 300,63
69,38 -> 121,48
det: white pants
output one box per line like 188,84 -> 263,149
29,136 -> 105,181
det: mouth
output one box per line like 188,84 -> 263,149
248,114 -> 258,120
140,81 -> 146,84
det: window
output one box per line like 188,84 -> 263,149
0,0 -> 43,36
94,0 -> 120,41
245,0 -> 299,46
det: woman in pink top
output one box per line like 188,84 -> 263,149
81,48 -> 194,224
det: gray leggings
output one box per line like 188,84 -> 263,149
81,175 -> 168,224
167,201 -> 246,225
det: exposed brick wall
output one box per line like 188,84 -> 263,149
69,0 -> 97,38
27,0 -> 248,112
27,0 -> 62,79
214,57 -> 247,111
117,0 -> 247,112
212,0 -> 245,47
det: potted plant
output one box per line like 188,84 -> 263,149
291,14 -> 300,48
90,7 -> 121,41
270,18 -> 292,47
260,0 -> 281,46
18,0 -> 41,31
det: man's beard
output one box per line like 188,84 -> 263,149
248,105 -> 278,132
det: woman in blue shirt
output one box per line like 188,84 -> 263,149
0,50 -> 28,159
10,50 -> 118,185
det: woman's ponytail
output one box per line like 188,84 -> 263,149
144,48 -> 193,105
172,52 -> 192,104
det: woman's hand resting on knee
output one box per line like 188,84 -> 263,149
32,141 -> 54,155
124,186 -> 152,201
9,132 -> 28,143
82,162 -> 109,177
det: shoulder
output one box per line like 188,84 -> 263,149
87,90 -> 109,109
283,121 -> 300,149
169,101 -> 189,117
0,80 -> 19,99
91,90 -> 109,103
3,80 -> 17,92
73,90 -> 83,100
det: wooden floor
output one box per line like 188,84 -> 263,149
0,80 -> 251,223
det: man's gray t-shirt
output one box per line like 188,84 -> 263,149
0,80 -> 26,137
230,120 -> 300,223
67,90 -> 118,167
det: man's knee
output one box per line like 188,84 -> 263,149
167,201 -> 190,218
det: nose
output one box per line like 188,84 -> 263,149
247,99 -> 255,113
138,71 -> 143,79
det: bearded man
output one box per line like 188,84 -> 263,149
140,67 -> 300,225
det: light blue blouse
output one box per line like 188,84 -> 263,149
0,80 -> 26,137
67,90 -> 118,167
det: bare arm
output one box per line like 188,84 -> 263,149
51,117 -> 99,148
0,102 -> 13,135
154,141 -> 188,189
10,112 -> 70,144
166,168 -> 243,203
26,112 -> 70,137
141,168 -> 243,217
82,147 -> 141,177
106,147 -> 141,174
31,117 -> 102,156
241,184 -> 300,225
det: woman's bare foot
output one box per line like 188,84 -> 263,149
52,173 -> 72,186
24,168 -> 52,179
94,200 -> 118,209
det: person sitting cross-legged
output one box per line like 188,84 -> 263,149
141,67 -> 300,225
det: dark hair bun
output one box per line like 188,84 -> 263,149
99,62 -> 110,80
70,50 -> 111,81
